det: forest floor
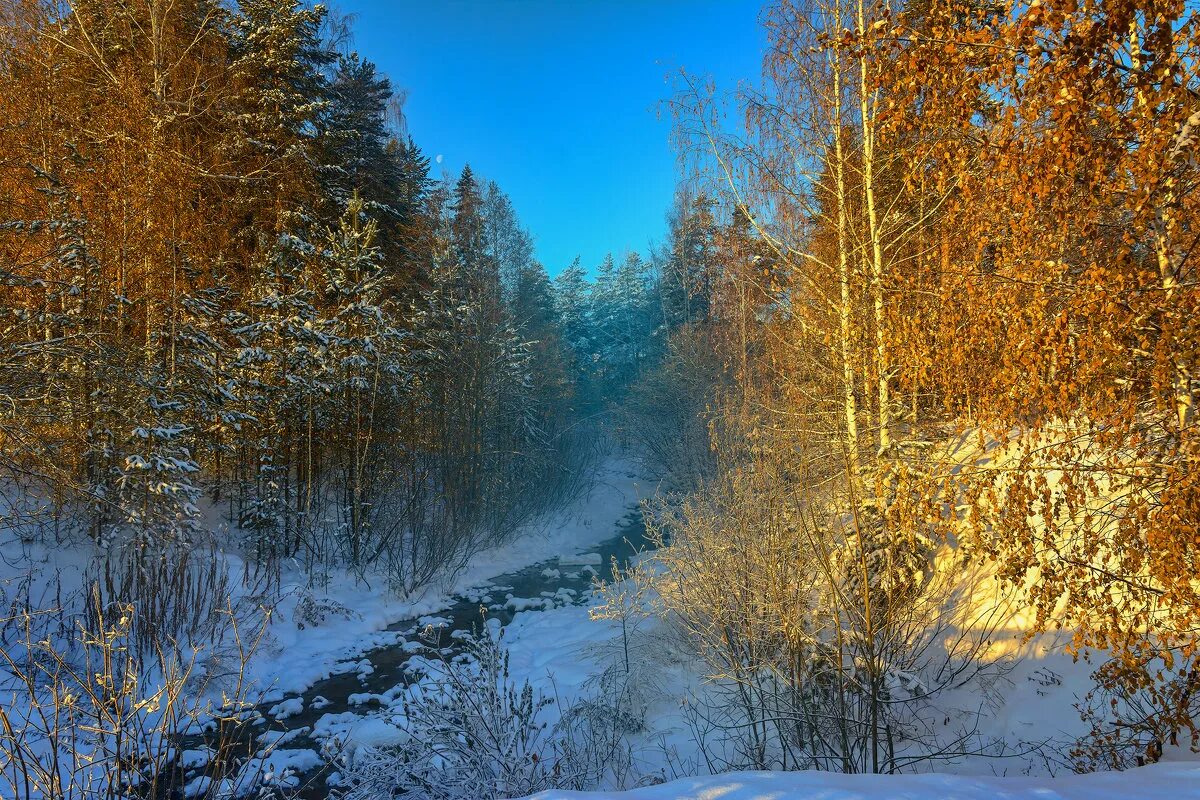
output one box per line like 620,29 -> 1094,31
5,455 -> 1200,798
238,456 -> 656,707
525,761 -> 1200,800
229,444 -> 1200,798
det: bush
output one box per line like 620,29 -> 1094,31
333,627 -> 555,800
0,589 -> 266,799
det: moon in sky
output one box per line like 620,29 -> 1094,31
435,154 -> 444,164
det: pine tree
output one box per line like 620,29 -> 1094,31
510,262 -> 572,460
225,0 -> 333,246
319,54 -> 398,217
321,192 -> 402,568
232,232 -> 328,561
482,181 -> 536,293
116,382 -> 203,553
553,257 -> 591,356
552,257 -> 599,411
450,165 -> 496,299
592,252 -> 654,395
661,195 -> 717,328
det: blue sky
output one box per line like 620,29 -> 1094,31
337,0 -> 765,275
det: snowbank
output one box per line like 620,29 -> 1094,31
523,762 -> 1200,799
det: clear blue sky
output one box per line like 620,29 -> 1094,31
337,0 -> 765,275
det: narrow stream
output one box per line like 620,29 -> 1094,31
199,506 -> 651,797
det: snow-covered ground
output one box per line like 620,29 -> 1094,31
0,456 -> 649,695
0,456 -> 657,793
307,497 -> 1175,799
241,441 -> 1195,798
242,456 -> 656,702
465,560 -> 1167,798
5,449 -> 1196,798
523,761 -> 1200,800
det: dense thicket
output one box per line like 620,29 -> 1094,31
645,0 -> 1200,771
0,0 -> 595,614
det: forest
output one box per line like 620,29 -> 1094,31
0,0 -> 1197,798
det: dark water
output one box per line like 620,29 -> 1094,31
193,507 -> 650,797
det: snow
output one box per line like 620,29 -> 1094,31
227,439 -> 1186,797
266,696 -> 304,719
241,456 -> 651,701
183,776 -> 215,798
6,446 -> 1195,798
179,748 -> 212,769
0,454 -> 652,799
506,594 -> 556,612
237,747 -> 323,791
501,601 -> 611,697
314,712 -> 407,751
522,762 -> 1200,800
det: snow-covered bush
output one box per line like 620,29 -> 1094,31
294,592 -> 360,631
633,462 -> 1012,774
82,543 -> 236,661
1073,656 -> 1200,771
555,558 -> 673,791
0,594 -> 264,799
331,621 -> 656,799
551,679 -> 643,791
333,627 -> 556,800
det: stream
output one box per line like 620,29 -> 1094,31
192,506 -> 652,797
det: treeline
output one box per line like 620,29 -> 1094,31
0,0 -> 596,620
633,0 -> 1200,772
556,194 -> 728,484
0,0 -> 727,624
